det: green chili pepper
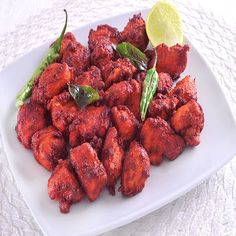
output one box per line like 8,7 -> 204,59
140,50 -> 159,121
16,9 -> 68,107
68,84 -> 100,108
116,42 -> 147,71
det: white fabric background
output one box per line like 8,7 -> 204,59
0,0 -> 236,235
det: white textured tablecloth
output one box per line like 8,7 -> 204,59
0,1 -> 236,235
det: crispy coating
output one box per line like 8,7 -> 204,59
60,32 -> 77,56
169,75 -> 197,105
156,44 -> 189,78
121,14 -> 149,51
111,105 -> 139,143
157,72 -> 173,94
48,160 -> 84,213
170,99 -> 204,146
104,81 -> 133,107
140,118 -> 185,165
15,102 -> 47,149
148,94 -> 179,120
90,39 -> 117,69
120,141 -> 150,197
70,143 -> 107,201
31,63 -> 73,106
61,39 -> 90,76
69,106 -> 111,147
88,24 -> 121,51
48,91 -> 80,135
101,58 -> 137,88
125,79 -> 142,120
74,66 -> 104,90
101,127 -> 124,195
32,126 -> 67,171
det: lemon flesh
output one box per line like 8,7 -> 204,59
146,0 -> 184,47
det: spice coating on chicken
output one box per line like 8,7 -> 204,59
69,106 -> 111,147
31,63 -> 73,106
121,14 -> 149,51
170,99 -> 204,146
48,160 -> 84,213
111,105 -> 139,144
140,117 -> 185,165
70,143 -> 107,201
120,141 -> 150,197
74,66 -> 104,90
31,126 -> 67,171
16,102 -> 47,149
156,44 -> 189,78
148,94 -> 179,120
48,91 -> 80,135
101,58 -> 137,88
157,72 -> 173,94
101,127 -> 124,195
105,81 -> 133,107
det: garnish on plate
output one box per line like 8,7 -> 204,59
16,10 -> 68,107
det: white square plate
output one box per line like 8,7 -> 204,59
0,9 -> 236,236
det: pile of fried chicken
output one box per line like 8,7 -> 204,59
16,14 -> 204,213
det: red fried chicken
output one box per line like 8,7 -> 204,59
73,66 -> 104,90
169,75 -> 197,105
111,105 -> 139,144
61,38 -> 90,76
140,117 -> 185,165
101,58 -> 137,88
101,127 -> 124,195
104,81 -> 133,107
121,14 -> 149,51
60,32 -> 77,56
15,102 -> 47,149
69,105 -> 111,147
156,44 -> 189,78
31,126 -> 67,171
148,94 -> 179,120
170,99 -> 204,146
120,141 -> 150,197
88,24 -> 121,51
125,79 -> 142,120
70,143 -> 107,201
31,63 -> 73,106
48,91 -> 80,135
48,160 -> 84,213
157,72 -> 173,94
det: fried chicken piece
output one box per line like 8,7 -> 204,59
148,94 -> 179,120
111,105 -> 139,144
89,136 -> 103,154
104,81 -> 133,107
140,118 -> 185,165
157,72 -> 173,94
121,13 -> 149,51
70,143 -> 107,201
90,39 -> 117,69
169,75 -> 197,105
15,102 -> 47,149
120,141 -> 150,197
134,71 -> 146,83
170,99 -> 204,146
101,58 -> 137,88
60,32 -> 77,56
61,39 -> 90,76
156,44 -> 189,78
48,160 -> 84,213
31,63 -> 73,106
48,91 -> 80,135
74,66 -> 104,90
125,79 -> 141,120
31,126 -> 67,171
101,127 -> 124,195
88,24 -> 121,51
69,106 -> 111,147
